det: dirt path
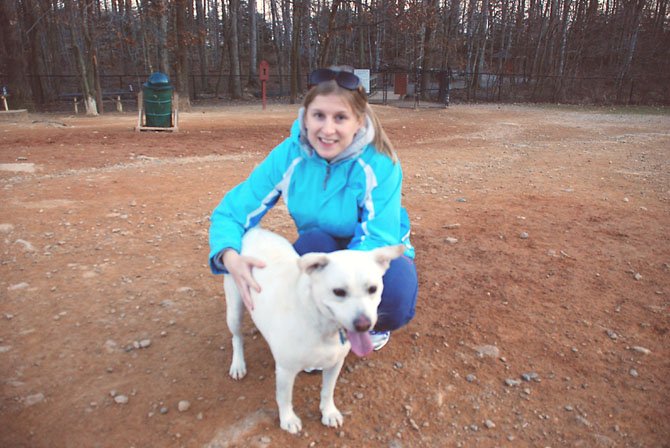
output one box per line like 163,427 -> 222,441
1,104 -> 669,447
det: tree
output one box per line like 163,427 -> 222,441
290,0 -> 305,103
21,0 -> 46,106
248,0 -> 259,87
617,0 -> 646,89
155,0 -> 170,73
3,0 -> 669,109
269,0 -> 288,95
175,0 -> 192,110
0,0 -> 34,109
195,0 -> 208,93
64,0 -> 99,116
228,0 -> 243,98
317,0 -> 343,67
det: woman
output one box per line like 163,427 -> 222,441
209,67 -> 417,350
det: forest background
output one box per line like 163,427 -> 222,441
1,0 -> 668,115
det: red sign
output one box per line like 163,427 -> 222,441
259,60 -> 270,81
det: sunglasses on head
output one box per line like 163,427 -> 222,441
308,68 -> 361,90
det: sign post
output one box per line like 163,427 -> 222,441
259,60 -> 270,110
353,69 -> 371,94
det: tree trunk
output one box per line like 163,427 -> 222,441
0,0 -> 34,109
464,0 -> 478,93
317,0 -> 343,67
65,0 -> 98,116
21,0 -> 46,105
555,0 -> 572,100
654,0 -> 668,32
215,0 -> 229,98
303,0 -> 313,71
613,0 -> 645,102
618,0 -> 645,83
373,0 -> 383,71
355,0 -> 364,67
196,0 -> 209,95
477,0 -> 490,89
175,0 -> 192,111
154,0 -> 170,74
270,0 -> 286,95
290,0 -> 304,103
71,40 -> 98,116
419,0 -> 438,99
80,1 -> 103,114
281,0 -> 292,58
248,0 -> 259,87
442,0 -> 461,72
228,0 -> 243,98
530,0 -> 549,79
136,0 -> 154,73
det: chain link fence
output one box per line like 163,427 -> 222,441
24,70 -> 670,112
366,70 -> 670,107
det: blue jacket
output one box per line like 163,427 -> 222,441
208,110 -> 414,274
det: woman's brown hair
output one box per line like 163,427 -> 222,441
302,81 -> 397,163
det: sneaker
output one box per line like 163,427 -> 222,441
369,330 -> 391,351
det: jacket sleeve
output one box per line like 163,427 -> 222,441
349,157 -> 404,252
208,141 -> 293,274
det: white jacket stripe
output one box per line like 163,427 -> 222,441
357,158 -> 378,242
244,156 -> 302,228
276,157 -> 303,208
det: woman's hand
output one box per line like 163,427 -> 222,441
223,249 -> 266,312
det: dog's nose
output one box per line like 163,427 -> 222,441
353,315 -> 372,332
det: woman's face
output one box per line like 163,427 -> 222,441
304,93 -> 364,161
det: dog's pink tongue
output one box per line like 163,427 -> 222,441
347,331 -> 373,357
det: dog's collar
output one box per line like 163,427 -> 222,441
338,328 -> 347,345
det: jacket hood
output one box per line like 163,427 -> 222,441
291,107 -> 375,164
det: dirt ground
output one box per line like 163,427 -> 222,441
0,102 -> 668,448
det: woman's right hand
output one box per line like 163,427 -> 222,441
222,249 -> 266,312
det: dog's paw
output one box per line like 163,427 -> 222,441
279,412 -> 302,434
321,407 -> 344,428
228,362 -> 247,380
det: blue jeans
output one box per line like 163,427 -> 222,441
294,229 -> 418,332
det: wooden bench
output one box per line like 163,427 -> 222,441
59,90 -> 137,113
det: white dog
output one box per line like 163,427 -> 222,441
224,227 -> 404,433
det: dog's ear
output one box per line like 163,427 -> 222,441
372,245 -> 406,271
298,253 -> 330,274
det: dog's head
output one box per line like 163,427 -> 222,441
297,245 -> 406,356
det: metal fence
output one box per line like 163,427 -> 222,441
366,70 -> 670,107
24,70 -> 670,111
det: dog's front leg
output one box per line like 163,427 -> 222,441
224,277 -> 247,380
228,330 -> 246,379
320,357 -> 345,428
275,366 -> 302,433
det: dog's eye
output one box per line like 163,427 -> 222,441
333,288 -> 347,297
368,285 -> 378,294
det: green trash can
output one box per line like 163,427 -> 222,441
143,72 -> 173,127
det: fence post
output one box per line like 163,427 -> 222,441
445,72 -> 450,107
414,66 -> 420,109
498,73 -> 503,102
